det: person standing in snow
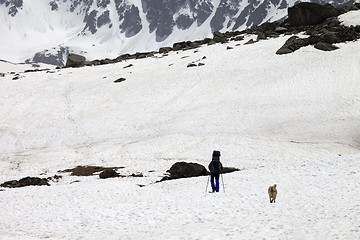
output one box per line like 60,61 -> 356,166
208,150 -> 223,192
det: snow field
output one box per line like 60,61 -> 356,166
0,11 -> 360,239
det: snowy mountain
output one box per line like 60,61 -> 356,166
0,0 -> 354,65
0,9 -> 360,239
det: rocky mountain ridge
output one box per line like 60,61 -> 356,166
0,0 -> 356,65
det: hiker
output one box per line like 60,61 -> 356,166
208,150 -> 223,192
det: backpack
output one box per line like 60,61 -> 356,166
209,150 -> 222,173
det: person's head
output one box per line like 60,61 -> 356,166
212,150 -> 221,160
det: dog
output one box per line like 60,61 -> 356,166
268,184 -> 277,203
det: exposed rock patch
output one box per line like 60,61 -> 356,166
276,15 -> 360,54
159,162 -> 240,182
0,175 -> 61,188
60,165 -> 124,176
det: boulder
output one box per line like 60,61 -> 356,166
99,169 -> 119,179
288,3 -> 339,27
163,162 -> 209,181
65,53 -> 86,68
114,77 -> 126,83
276,36 -> 319,54
319,31 -> 341,44
314,42 -> 339,51
276,36 -> 307,54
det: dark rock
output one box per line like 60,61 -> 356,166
276,36 -> 312,54
100,58 -> 114,65
87,60 -> 101,66
288,3 -> 339,27
222,167 -> 240,174
24,68 -> 50,73
99,169 -> 119,179
275,26 -> 288,34
276,46 -> 293,55
65,54 -> 86,68
213,36 -> 228,43
213,31 -> 224,38
319,31 -> 341,44
1,177 -> 50,188
163,162 -> 209,181
130,173 -> 144,177
173,41 -> 192,50
60,165 -> 124,176
314,42 -> 339,51
198,63 -> 205,66
0,73 -> 5,77
355,25 -> 360,33
244,39 -> 257,45
265,30 -> 279,38
49,175 -> 62,181
114,53 -> 132,62
231,36 -> 244,41
257,32 -> 267,41
200,38 -> 213,45
187,63 -> 197,68
159,47 -> 172,54
114,77 -> 126,83
123,64 -> 133,68
207,39 -> 217,45
338,4 -> 359,14
134,52 -> 147,59
159,162 -> 240,182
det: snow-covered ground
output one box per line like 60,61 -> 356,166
0,11 -> 360,240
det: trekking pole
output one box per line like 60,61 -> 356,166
221,173 -> 225,193
205,175 -> 210,193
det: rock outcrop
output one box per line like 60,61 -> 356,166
65,54 -> 86,68
160,162 -> 240,182
1,177 -> 50,188
288,2 -> 340,27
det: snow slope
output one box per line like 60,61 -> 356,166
0,10 -> 359,240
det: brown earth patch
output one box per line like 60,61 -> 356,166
60,165 -> 124,176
